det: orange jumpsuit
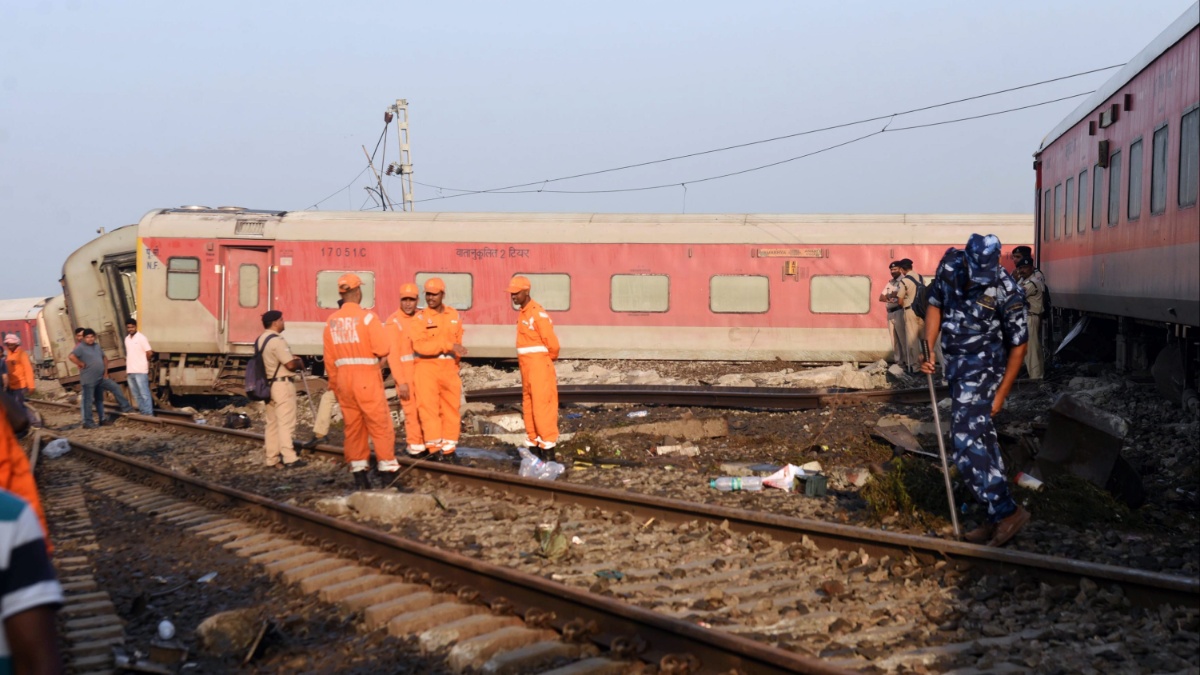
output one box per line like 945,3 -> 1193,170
322,302 -> 398,472
517,299 -> 561,448
384,310 -> 424,455
5,348 -> 34,391
0,414 -> 50,554
412,306 -> 463,453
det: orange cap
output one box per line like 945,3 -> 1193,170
399,283 -> 419,300
506,276 -> 531,293
337,273 -> 362,292
424,277 -> 445,293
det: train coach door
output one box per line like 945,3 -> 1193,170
222,247 -> 272,344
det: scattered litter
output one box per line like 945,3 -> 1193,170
763,464 -> 806,491
536,523 -> 568,560
455,446 -> 513,461
594,569 -> 624,580
655,443 -> 699,457
565,412 -> 583,419
197,572 -> 218,584
517,447 -> 565,480
42,438 -> 71,459
158,620 -> 176,640
570,535 -> 584,545
748,463 -> 781,473
804,474 -> 828,497
223,413 -> 251,429
1015,472 -> 1045,491
710,476 -> 764,492
641,517 -> 655,529
195,419 -> 208,425
626,410 -> 649,418
799,461 -> 823,474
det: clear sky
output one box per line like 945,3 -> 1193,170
0,0 -> 1195,297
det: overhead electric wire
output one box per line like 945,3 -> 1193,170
409,64 -> 1123,202
410,90 -> 1093,199
307,124 -> 390,210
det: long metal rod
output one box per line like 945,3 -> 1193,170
467,383 -> 949,410
922,341 -> 961,538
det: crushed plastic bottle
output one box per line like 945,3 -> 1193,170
517,447 -> 565,481
158,619 -> 175,640
709,476 -> 764,492
41,438 -> 71,459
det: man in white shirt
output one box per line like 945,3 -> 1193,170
123,318 -> 154,416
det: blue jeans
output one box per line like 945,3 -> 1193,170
81,378 -> 132,427
127,373 -> 154,416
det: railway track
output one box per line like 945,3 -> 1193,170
466,384 -> 950,410
28,400 -> 1200,672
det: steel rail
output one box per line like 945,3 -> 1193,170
466,383 -> 949,409
30,400 -> 1199,610
49,432 -> 850,675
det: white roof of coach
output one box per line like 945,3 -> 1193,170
140,210 -> 1032,245
0,297 -> 51,322
1038,2 -> 1199,153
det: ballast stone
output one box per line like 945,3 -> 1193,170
347,490 -> 437,524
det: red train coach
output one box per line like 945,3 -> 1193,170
0,296 -> 55,377
129,209 -> 1031,395
1034,3 -> 1199,372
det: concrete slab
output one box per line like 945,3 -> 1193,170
318,574 -> 395,603
314,496 -> 352,517
64,624 -> 123,642
63,591 -> 110,604
298,566 -> 372,594
480,641 -> 599,675
190,519 -> 240,534
61,580 -> 98,593
279,558 -> 347,584
340,582 -> 427,612
386,602 -> 485,637
67,636 -> 125,657
233,539 -> 294,558
59,600 -> 116,617
64,615 -> 124,631
347,491 -> 437,524
262,551 -> 325,575
207,527 -> 257,544
363,592 -> 450,629
222,533 -> 276,551
249,545 -> 314,565
447,626 -> 558,673
66,654 -> 113,670
537,658 -> 633,675
419,615 -> 523,654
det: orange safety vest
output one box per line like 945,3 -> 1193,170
5,348 -> 34,390
412,306 -> 464,359
516,300 -> 559,359
384,310 -> 420,385
322,302 -> 389,392
0,415 -> 50,553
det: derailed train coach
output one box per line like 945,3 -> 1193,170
0,296 -> 56,378
1034,2 -> 1199,397
53,208 -> 1026,396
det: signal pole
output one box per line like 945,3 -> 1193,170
385,99 -> 415,211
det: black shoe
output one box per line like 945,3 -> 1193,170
83,424 -> 98,429
353,471 -> 372,490
97,418 -> 110,427
301,436 -> 324,450
406,449 -> 429,460
441,451 -> 460,465
282,460 -> 307,469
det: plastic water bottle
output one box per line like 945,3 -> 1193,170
517,447 -> 565,481
709,476 -> 764,492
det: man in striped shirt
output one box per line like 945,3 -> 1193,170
0,487 -> 63,674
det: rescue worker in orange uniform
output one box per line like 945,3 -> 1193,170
4,334 -> 35,407
508,276 -> 561,456
412,278 -> 466,462
384,283 -> 425,457
1,402 -> 50,554
322,274 -> 399,489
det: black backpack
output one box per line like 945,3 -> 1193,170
904,274 -> 931,319
245,334 -> 279,402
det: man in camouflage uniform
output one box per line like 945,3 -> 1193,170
921,234 -> 1031,547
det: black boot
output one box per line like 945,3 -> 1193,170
353,470 -> 372,490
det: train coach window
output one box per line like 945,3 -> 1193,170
1078,170 -> 1088,233
415,272 -> 472,310
238,264 -> 259,308
1181,107 -> 1199,208
710,275 -> 769,313
1092,165 -> 1104,229
513,273 -> 570,311
1064,178 -> 1074,238
611,274 -> 669,312
316,271 -> 375,308
1152,123 -> 1169,214
1128,139 -> 1143,221
1042,190 -> 1051,241
810,275 -> 870,314
1053,184 -> 1062,239
166,257 -> 200,300
1107,149 -> 1122,226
